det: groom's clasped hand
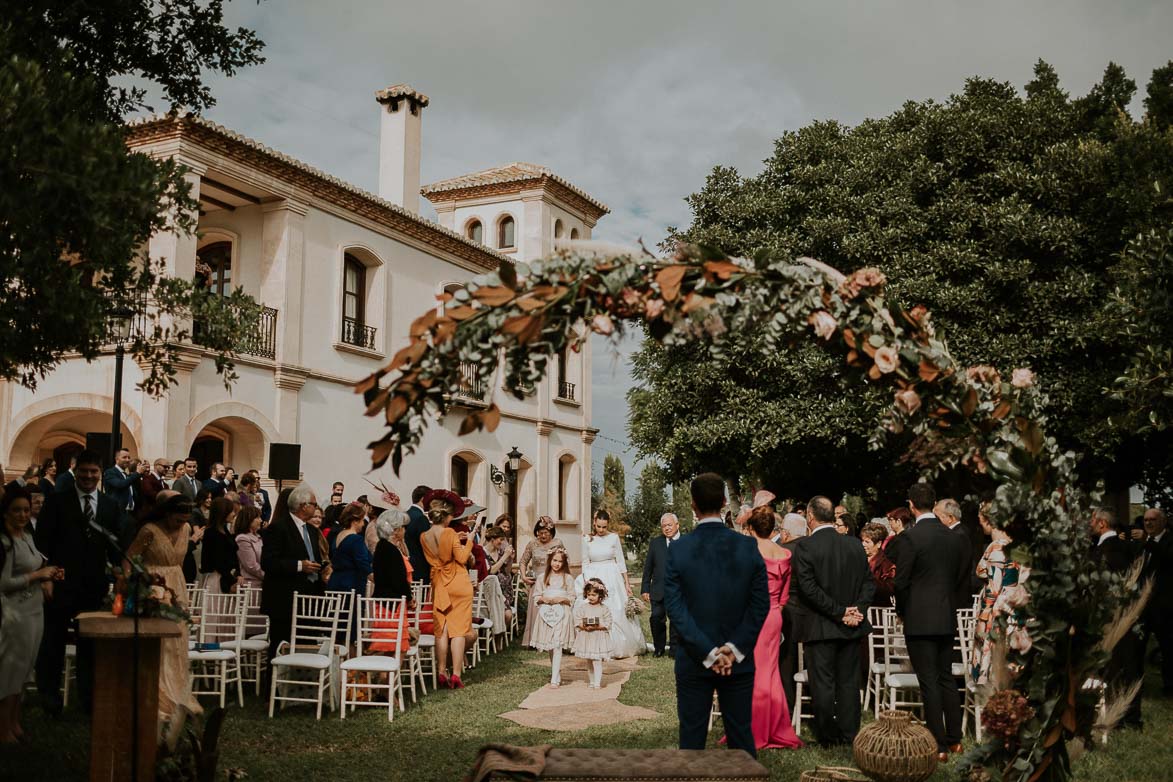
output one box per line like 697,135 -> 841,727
841,606 -> 864,627
712,644 -> 737,676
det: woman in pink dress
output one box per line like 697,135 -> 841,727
744,507 -> 803,750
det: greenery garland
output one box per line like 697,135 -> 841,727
357,243 -> 1133,781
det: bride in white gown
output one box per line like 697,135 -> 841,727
577,511 -> 646,658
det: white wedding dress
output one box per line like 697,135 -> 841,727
576,533 -> 646,658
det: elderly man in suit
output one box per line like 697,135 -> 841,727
34,449 -> 123,714
260,483 -> 327,671
895,482 -> 969,761
793,496 -> 875,746
1089,507 -> 1144,728
641,512 -> 681,657
934,497 -> 977,609
665,473 -> 768,756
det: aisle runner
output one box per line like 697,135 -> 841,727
499,656 -> 659,730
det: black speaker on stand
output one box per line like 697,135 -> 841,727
267,443 -> 302,495
85,432 -> 115,469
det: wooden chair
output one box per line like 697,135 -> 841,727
268,592 -> 343,720
340,597 -> 408,720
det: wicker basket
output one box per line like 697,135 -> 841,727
799,767 -> 869,782
852,710 -> 938,782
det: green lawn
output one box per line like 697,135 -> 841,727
8,604 -> 1172,781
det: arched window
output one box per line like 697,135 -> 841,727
342,253 -> 369,347
197,241 -> 233,296
553,219 -> 564,239
466,219 -> 483,244
557,456 -> 575,520
451,454 -> 469,497
498,215 -> 516,249
569,227 -> 580,240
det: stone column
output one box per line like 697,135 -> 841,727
135,348 -> 202,460
260,200 -> 308,366
273,366 -> 309,450
580,429 -> 597,537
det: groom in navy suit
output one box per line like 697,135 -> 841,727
665,473 -> 769,756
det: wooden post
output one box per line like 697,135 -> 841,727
77,612 -> 183,782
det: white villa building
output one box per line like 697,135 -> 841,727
0,84 -> 605,555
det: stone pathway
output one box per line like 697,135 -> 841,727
499,655 -> 660,731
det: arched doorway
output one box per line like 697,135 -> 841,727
187,415 -> 269,481
7,403 -> 140,474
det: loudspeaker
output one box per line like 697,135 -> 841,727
268,443 -> 301,481
85,432 -> 115,468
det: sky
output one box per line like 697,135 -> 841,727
190,0 -> 1173,490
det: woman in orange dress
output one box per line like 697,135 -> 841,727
419,489 -> 473,689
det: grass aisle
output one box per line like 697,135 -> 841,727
11,638 -> 1171,781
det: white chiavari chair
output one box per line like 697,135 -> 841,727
219,586 -> 268,695
189,591 -> 245,708
791,642 -> 812,733
955,605 -> 981,740
881,612 -> 921,714
340,596 -> 408,720
411,582 -> 436,691
268,592 -> 343,720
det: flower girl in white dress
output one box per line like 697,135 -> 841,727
573,580 -> 613,689
530,549 -> 575,688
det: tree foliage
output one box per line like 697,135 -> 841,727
627,463 -> 668,554
630,59 -> 1173,497
0,1 -> 265,392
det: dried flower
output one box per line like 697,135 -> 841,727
645,298 -> 665,320
590,313 -> 615,336
894,388 -> 922,414
620,287 -> 644,313
1011,368 -> 1035,389
874,345 -> 900,374
839,267 -> 887,299
807,310 -> 837,340
909,304 -> 929,323
981,688 -> 1035,742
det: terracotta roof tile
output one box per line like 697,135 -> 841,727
422,162 -> 609,215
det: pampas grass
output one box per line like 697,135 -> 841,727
1094,562 -> 1152,657
1092,679 -> 1144,745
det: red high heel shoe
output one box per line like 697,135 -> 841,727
450,675 -> 464,689
437,673 -> 450,689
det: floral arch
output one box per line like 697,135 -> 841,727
356,243 -> 1137,782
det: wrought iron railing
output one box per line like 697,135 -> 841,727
558,380 -> 576,401
341,317 -> 377,350
193,304 -> 278,360
455,361 -> 486,400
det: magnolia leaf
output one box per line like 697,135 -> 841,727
472,286 -> 516,306
515,297 -> 545,312
843,328 -> 857,349
919,359 -> 941,383
369,435 -> 395,468
364,388 -> 390,417
961,387 -> 978,417
386,339 -> 427,371
354,370 -> 384,396
433,319 -> 457,344
498,262 -> 519,291
656,265 -> 688,302
410,309 -> 438,337
702,260 -> 741,281
444,305 -> 477,321
1022,420 -> 1044,456
992,400 -> 1013,420
531,284 -> 568,301
458,410 -> 483,435
483,403 -> 502,432
385,395 -> 409,425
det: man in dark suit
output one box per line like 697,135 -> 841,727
404,484 -> 432,583
260,483 -> 327,669
894,482 -> 968,760
793,496 -> 875,746
247,469 -> 273,523
777,512 -> 808,708
137,458 -> 168,520
935,497 -> 977,609
1137,507 -> 1172,696
641,512 -> 681,656
1089,507 -> 1144,727
664,473 -> 769,756
203,462 -> 227,498
34,449 -> 123,714
54,456 -> 77,496
102,448 -> 145,520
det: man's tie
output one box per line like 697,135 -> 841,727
301,523 -> 318,582
84,494 -> 94,526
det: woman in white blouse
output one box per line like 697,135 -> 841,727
579,510 -> 646,657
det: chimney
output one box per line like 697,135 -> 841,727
375,84 -> 429,213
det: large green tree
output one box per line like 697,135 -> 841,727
0,1 -> 265,393
630,60 -> 1173,499
627,463 -> 668,554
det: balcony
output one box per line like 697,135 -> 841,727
455,361 -> 486,401
193,304 -> 278,361
341,317 -> 377,350
557,380 -> 576,402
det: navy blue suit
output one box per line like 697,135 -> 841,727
404,505 -> 430,583
665,520 -> 769,755
102,466 -> 141,517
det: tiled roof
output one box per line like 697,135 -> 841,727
124,112 -> 507,270
375,84 -> 430,107
421,162 -> 610,216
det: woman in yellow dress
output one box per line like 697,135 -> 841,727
419,489 -> 474,689
125,491 -> 202,720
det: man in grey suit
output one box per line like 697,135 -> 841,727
173,458 -> 200,501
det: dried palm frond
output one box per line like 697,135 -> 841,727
1094,575 -> 1152,656
1092,679 -> 1144,744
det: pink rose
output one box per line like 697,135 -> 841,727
874,345 -> 900,374
965,365 -> 1002,386
807,310 -> 837,340
1011,368 -> 1034,389
894,388 -> 921,415
839,267 -> 888,299
645,298 -> 665,320
591,313 -> 615,336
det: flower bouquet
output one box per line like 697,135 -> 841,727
105,556 -> 191,624
624,595 -> 647,620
